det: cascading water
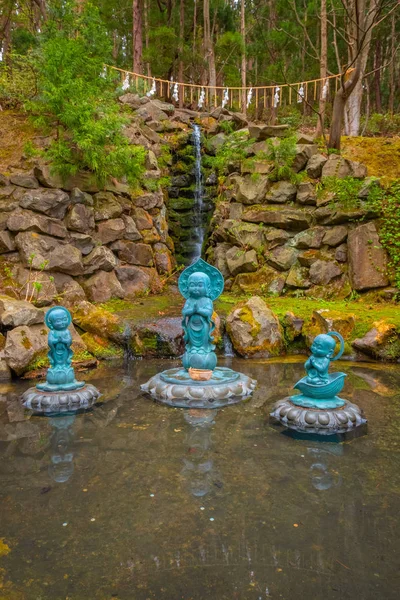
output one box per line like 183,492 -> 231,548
191,124 -> 206,263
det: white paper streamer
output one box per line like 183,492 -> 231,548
198,87 -> 206,109
172,82 -> 179,102
221,88 -> 229,109
297,84 -> 304,103
146,78 -> 156,97
273,86 -> 280,108
122,73 -> 130,91
246,87 -> 253,108
322,79 -> 328,100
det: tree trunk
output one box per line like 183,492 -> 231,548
328,66 -> 361,151
373,39 -> 382,113
203,0 -> 216,104
133,0 -> 143,74
315,0 -> 327,137
144,0 -> 150,76
240,0 -> 246,115
389,12 -> 396,113
178,0 -> 185,107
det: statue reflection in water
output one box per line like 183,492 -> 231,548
48,414 -> 76,483
307,444 -> 343,490
181,409 -> 219,498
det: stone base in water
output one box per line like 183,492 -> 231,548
141,367 -> 257,408
270,397 -> 367,436
22,384 -> 101,414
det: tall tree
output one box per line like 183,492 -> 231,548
315,0 -> 328,136
204,0 -> 216,101
240,0 -> 246,114
133,0 -> 143,73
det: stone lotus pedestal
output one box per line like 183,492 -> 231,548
141,259 -> 257,408
270,331 -> 367,437
21,306 -> 100,414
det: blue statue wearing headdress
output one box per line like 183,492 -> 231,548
179,259 -> 224,373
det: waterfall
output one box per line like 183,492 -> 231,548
223,333 -> 235,357
191,124 -> 206,263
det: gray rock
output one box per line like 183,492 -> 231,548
211,243 -> 232,278
306,153 -> 327,178
122,215 -> 142,241
247,124 -> 289,141
15,232 -> 83,275
322,225 -> 348,247
133,190 -> 163,210
358,177 -> 381,199
314,205 -> 378,225
93,192 -> 123,221
4,324 -> 49,375
19,188 -> 70,219
132,207 -> 153,230
352,321 -> 397,360
236,175 -> 269,204
118,93 -> 142,109
322,155 -> 367,179
13,266 -> 58,307
65,204 -> 95,233
145,150 -> 159,170
0,359 -> 11,381
115,265 -> 152,297
153,243 -> 173,274
207,133 -> 226,154
83,246 -> 117,274
347,222 -> 389,291
51,273 -> 86,307
7,209 -> 67,238
296,182 -> 317,205
0,231 -> 16,253
292,227 -> 325,249
69,232 -> 95,256
286,264 -> 311,288
226,296 -> 284,357
266,181 -> 296,204
70,187 -> 94,206
267,246 -> 297,271
264,228 -> 291,248
0,296 -> 44,328
243,207 -> 311,231
95,218 -> 126,244
335,243 -> 348,262
309,260 -> 342,285
115,241 -> 153,266
10,173 -> 39,188
82,270 -> 124,303
226,247 -> 258,277
292,144 -> 318,172
296,134 -> 316,145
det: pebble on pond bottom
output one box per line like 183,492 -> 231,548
210,518 -> 215,521
62,523 -> 68,527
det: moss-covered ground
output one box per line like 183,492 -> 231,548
341,136 -> 400,183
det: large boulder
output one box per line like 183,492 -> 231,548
19,188 -> 70,219
72,301 -> 126,344
304,309 -> 356,348
83,246 -> 117,274
352,320 -> 399,360
15,233 -> 84,275
232,267 -> 286,296
306,153 -> 327,178
226,247 -> 258,277
314,205 -> 378,226
115,265 -> 153,297
65,204 -> 95,233
292,226 -> 325,249
226,296 -> 284,358
309,259 -> 342,285
7,209 -> 67,239
347,222 -> 389,291
247,124 -> 289,141
81,270 -> 124,303
122,215 -> 142,241
296,182 -> 317,206
266,246 -> 297,271
322,155 -> 367,179
235,175 -> 269,205
93,192 -> 123,221
133,190 -> 163,210
292,144 -> 318,172
285,264 -> 311,288
95,218 -> 126,244
0,296 -> 44,328
322,226 -> 347,247
114,241 -> 153,267
10,173 -> 39,188
265,181 -> 296,204
51,273 -> 86,308
13,266 -> 58,306
153,243 -> 173,274
243,207 -> 311,231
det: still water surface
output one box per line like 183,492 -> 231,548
0,358 -> 399,600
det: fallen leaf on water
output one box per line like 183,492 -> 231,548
293,523 -> 299,528
0,539 -> 11,557
174,428 -> 182,432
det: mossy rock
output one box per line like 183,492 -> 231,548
168,197 -> 196,211
72,301 -> 126,345
81,333 -> 123,360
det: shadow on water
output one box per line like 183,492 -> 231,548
0,358 -> 399,599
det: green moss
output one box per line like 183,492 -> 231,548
238,306 -> 261,339
81,332 -> 123,360
20,330 -> 32,350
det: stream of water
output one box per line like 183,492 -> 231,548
191,123 -> 206,263
0,358 -> 399,599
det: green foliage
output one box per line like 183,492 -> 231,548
27,1 -> 145,187
0,52 -> 38,108
367,180 -> 400,288
218,120 -> 236,135
258,135 -> 298,182
318,176 -> 364,209
206,131 -> 252,175
361,113 -> 400,137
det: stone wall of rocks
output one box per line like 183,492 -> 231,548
205,130 -> 394,299
0,161 -> 174,306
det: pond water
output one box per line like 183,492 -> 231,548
0,358 -> 399,600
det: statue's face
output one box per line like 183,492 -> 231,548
49,310 -> 69,331
188,275 -> 208,298
311,335 -> 336,357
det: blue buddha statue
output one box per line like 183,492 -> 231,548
178,258 -> 224,374
37,306 -> 85,392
